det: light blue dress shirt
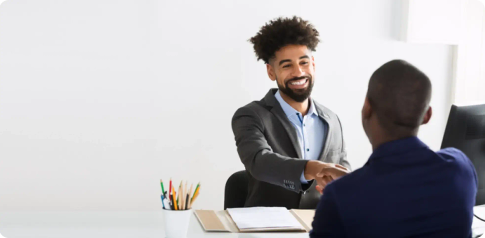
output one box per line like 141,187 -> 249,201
274,90 -> 327,184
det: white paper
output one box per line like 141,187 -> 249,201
227,207 -> 303,230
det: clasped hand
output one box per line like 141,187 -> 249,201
305,160 -> 350,194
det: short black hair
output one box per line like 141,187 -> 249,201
367,60 -> 432,136
249,16 -> 320,64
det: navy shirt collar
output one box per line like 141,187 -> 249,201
366,136 -> 428,165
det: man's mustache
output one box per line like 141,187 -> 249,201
285,76 -> 311,85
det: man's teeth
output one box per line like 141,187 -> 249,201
290,79 -> 307,85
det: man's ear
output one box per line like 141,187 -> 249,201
421,106 -> 432,125
266,63 -> 276,81
362,97 -> 372,120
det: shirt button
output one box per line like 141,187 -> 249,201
307,148 -> 310,152
304,124 -> 306,126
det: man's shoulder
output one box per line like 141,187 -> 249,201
325,166 -> 369,193
233,100 -> 268,116
437,147 -> 475,172
437,147 -> 467,159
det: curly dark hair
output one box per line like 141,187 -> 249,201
249,16 -> 320,64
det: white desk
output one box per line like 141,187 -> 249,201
0,212 -> 309,238
1,210 -> 485,238
473,206 -> 485,237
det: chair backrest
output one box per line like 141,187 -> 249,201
224,170 -> 249,210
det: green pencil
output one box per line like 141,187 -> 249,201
192,182 -> 200,202
160,179 -> 166,195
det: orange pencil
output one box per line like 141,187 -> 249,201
190,193 -> 199,209
172,186 -> 178,210
193,186 -> 200,200
190,184 -> 200,208
191,183 -> 200,202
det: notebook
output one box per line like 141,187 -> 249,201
227,207 -> 303,231
194,208 -> 315,233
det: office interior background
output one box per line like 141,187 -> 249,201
0,0 -> 483,211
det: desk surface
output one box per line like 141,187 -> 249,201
0,211 -> 310,238
1,210 -> 485,238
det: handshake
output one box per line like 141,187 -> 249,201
304,160 -> 350,194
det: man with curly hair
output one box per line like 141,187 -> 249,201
231,16 -> 350,209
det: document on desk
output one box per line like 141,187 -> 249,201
227,207 -> 305,231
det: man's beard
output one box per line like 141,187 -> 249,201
277,76 -> 313,102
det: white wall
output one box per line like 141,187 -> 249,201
0,0 -> 454,211
401,0 -> 462,44
453,0 -> 485,106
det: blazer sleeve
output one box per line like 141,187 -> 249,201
232,106 -> 309,193
337,115 -> 351,171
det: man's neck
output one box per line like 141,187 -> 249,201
371,132 -> 418,151
280,91 -> 310,116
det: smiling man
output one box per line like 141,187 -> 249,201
231,16 -> 351,209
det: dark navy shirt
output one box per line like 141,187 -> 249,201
310,137 -> 477,238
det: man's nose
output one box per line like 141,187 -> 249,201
291,65 -> 305,78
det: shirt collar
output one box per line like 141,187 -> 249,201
274,90 -> 318,119
366,136 -> 428,164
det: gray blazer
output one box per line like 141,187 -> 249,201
231,89 -> 350,209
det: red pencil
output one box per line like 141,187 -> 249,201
169,178 -> 172,198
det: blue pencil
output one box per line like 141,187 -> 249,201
161,194 -> 166,209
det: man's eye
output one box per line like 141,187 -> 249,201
301,62 -> 309,65
283,65 -> 290,68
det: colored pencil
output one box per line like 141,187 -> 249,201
192,183 -> 200,202
180,181 -> 185,210
177,182 -> 181,205
160,179 -> 166,195
178,183 -> 183,210
187,183 -> 193,209
191,193 -> 199,208
172,186 -> 178,210
190,184 -> 200,208
171,193 -> 175,210
185,193 -> 189,209
160,180 -> 200,210
169,178 -> 172,196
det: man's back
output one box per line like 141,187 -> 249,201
310,137 -> 477,237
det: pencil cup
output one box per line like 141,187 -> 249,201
163,209 -> 192,238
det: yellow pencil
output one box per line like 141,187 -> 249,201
193,187 -> 200,200
190,192 -> 200,208
190,184 -> 200,208
172,186 -> 178,210
192,183 -> 200,202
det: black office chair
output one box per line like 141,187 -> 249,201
224,170 -> 249,210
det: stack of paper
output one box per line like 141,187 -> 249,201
227,207 -> 305,232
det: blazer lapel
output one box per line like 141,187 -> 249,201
316,104 -> 332,161
263,89 -> 303,159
